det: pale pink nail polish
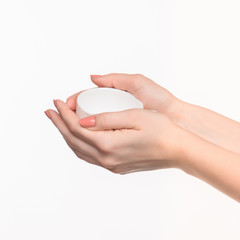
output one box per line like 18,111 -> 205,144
79,116 -> 96,128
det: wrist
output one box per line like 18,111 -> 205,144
175,127 -> 215,176
172,127 -> 200,174
165,97 -> 188,125
161,124 -> 192,171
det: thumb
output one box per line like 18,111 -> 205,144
90,73 -> 154,94
66,88 -> 95,111
79,109 -> 142,131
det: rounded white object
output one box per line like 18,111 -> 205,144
76,87 -> 143,119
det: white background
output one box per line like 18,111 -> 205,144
0,0 -> 240,239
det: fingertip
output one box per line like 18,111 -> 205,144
90,75 -> 102,78
54,98 -> 64,105
47,109 -> 58,116
44,110 -> 51,119
90,75 -> 103,83
45,109 -> 59,120
90,75 -> 103,86
53,99 -> 57,108
66,90 -> 87,111
66,97 -> 75,110
66,96 -> 72,103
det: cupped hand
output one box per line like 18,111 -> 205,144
66,73 -> 178,115
47,99 -> 184,174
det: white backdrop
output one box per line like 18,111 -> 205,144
0,0 -> 239,239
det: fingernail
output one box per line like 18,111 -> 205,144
90,75 -> 102,78
53,99 -> 57,108
44,110 -> 51,119
79,116 -> 96,128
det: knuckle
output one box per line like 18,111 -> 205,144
98,135 -> 116,154
110,167 -> 122,175
65,137 -> 80,153
68,122 -> 79,134
133,73 -> 145,79
100,113 -> 114,129
132,74 -> 147,90
65,137 -> 75,148
99,142 -> 109,153
101,113 -> 108,129
99,141 -> 112,153
99,156 -> 116,169
63,130 -> 74,142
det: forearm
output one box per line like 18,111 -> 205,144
170,99 -> 240,154
177,128 -> 240,202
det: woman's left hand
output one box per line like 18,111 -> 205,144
46,99 -> 183,174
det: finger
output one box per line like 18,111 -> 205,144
66,90 -> 85,111
79,109 -> 143,131
48,109 -> 100,160
53,100 -> 101,146
54,99 -> 89,137
66,88 -> 95,111
90,73 -> 153,94
65,141 -> 101,167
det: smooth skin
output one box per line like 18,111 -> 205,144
45,73 -> 240,202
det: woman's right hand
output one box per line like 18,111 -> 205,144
48,99 -> 185,175
66,73 -> 180,116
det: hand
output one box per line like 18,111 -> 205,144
47,99 -> 183,174
66,73 -> 179,115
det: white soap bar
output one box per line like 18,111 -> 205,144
76,87 -> 143,119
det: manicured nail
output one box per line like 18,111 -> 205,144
79,116 -> 96,128
44,110 -> 51,119
53,99 -> 57,108
90,75 -> 102,78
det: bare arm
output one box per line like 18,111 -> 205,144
178,128 -> 240,202
170,99 -> 240,154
